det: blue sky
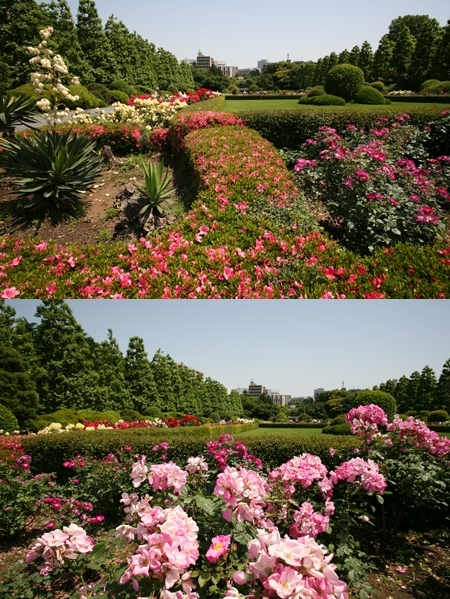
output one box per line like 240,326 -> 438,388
5,300 -> 450,397
60,0 -> 449,69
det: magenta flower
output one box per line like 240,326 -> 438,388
206,534 -> 231,562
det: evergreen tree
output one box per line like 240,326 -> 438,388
95,329 -> 132,411
338,49 -> 350,64
407,17 -> 442,90
312,58 -> 323,86
124,337 -> 159,413
328,52 -> 339,72
151,350 -> 176,412
372,35 -> 395,82
358,41 -> 373,81
41,0 -> 92,81
390,25 -> 416,86
34,301 -> 100,413
431,19 -> 450,81
394,375 -> 410,413
0,0 -> 46,87
76,0 -> 117,84
0,344 -> 39,427
406,371 -> 421,412
416,366 -> 437,412
349,45 -> 361,66
436,358 -> 450,412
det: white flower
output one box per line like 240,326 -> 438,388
36,98 -> 51,112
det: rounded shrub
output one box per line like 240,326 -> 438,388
86,83 -> 111,105
65,85 -> 104,109
109,89 -> 129,103
308,94 -> 346,106
275,412 -> 289,422
39,409 -> 79,427
348,390 -> 397,421
134,85 -> 155,95
330,414 -> 347,426
427,81 -> 450,94
0,403 -> 19,433
322,423 -> 351,435
120,409 -> 144,422
355,86 -> 385,105
110,79 -> 134,96
420,79 -> 441,91
298,95 -> 309,104
370,81 -> 385,92
325,63 -> 364,102
307,86 -> 325,98
427,410 -> 449,424
144,406 -> 164,419
297,413 -> 312,422
384,97 -> 392,104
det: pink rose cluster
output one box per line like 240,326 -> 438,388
26,523 -> 94,575
271,453 -> 328,497
289,501 -> 335,539
130,455 -> 188,494
242,528 -> 348,599
116,498 -> 199,593
324,458 -> 387,496
206,434 -> 263,470
387,416 -> 450,457
214,465 -> 270,525
346,404 -> 389,445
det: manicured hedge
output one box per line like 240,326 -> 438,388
258,423 -> 325,429
21,423 -> 258,478
428,424 -> 450,433
239,106 -> 448,149
388,95 -> 450,103
224,95 -> 304,100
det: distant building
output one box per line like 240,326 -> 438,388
248,379 -> 265,396
314,388 -> 325,400
197,51 -> 214,69
237,68 -> 253,76
270,393 -> 291,407
180,58 -> 196,66
290,396 -> 311,404
257,59 -> 270,72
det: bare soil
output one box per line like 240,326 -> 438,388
0,154 -> 189,246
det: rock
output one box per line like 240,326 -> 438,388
101,145 -> 115,163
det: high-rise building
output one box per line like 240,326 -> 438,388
196,51 -> 214,69
248,379 -> 265,396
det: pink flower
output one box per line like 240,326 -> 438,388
1,287 -> 20,298
206,534 -> 231,562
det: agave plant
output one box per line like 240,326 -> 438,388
0,94 -> 40,138
135,158 -> 173,215
0,129 -> 103,210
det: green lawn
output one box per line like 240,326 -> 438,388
223,99 -> 450,112
236,427 -> 326,438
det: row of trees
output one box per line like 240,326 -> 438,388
0,301 -> 243,429
241,15 -> 450,92
0,0 -> 194,91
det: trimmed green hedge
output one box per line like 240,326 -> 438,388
224,95 -> 304,100
240,106 -> 448,149
388,95 -> 450,103
428,424 -> 450,433
258,423 -> 325,429
21,423 -> 258,477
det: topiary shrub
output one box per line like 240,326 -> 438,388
65,85 -> 104,109
347,390 -> 397,421
120,409 -> 144,422
322,423 -> 351,435
307,86 -> 325,98
297,413 -> 312,422
86,83 -> 111,105
370,81 -> 385,92
355,86 -> 385,105
330,414 -> 347,426
144,406 -> 164,419
7,84 -> 54,104
109,89 -> 129,103
110,79 -> 135,96
298,95 -> 309,104
76,409 -> 121,424
39,409 -> 79,427
325,63 -> 364,102
427,410 -> 449,424
134,85 -> 155,95
427,81 -> 450,94
384,97 -> 392,104
308,94 -> 346,106
275,412 -> 289,422
420,79 -> 441,91
0,403 -> 19,433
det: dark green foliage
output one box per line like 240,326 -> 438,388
322,423 -> 352,435
240,105 -> 446,150
417,366 -> 438,411
427,410 -> 449,423
330,414 -> 347,425
437,359 -> 450,412
0,403 -> 19,433
144,406 -> 164,419
0,59 -> 12,95
65,84 -> 104,109
348,390 -> 397,420
354,86 -> 385,105
325,64 -> 364,102
94,329 -> 132,412
0,129 -> 103,210
306,94 -> 346,106
370,81 -> 385,91
109,89 -> 129,103
110,79 -> 134,96
307,86 -> 325,97
87,82 -> 111,104
0,93 -> 39,137
119,409 -> 144,422
125,337 -> 160,413
0,345 -> 39,427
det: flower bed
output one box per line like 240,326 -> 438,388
1,406 -> 449,599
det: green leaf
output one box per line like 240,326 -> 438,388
198,573 -> 211,587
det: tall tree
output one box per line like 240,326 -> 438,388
338,49 -> 350,64
390,25 -> 416,86
358,41 -> 373,81
124,337 -> 159,413
0,344 -> 39,427
436,358 -> 450,412
372,35 -> 395,82
431,19 -> 450,81
76,0 -> 117,84
34,300 -> 99,413
416,365 -> 437,412
150,350 -> 177,412
406,371 -> 421,412
349,45 -> 361,66
407,17 -> 442,89
394,375 -> 410,413
95,329 -> 132,412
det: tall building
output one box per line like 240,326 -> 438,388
248,379 -> 265,396
257,59 -> 270,72
196,51 -> 214,69
314,388 -> 325,400
270,394 -> 291,406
